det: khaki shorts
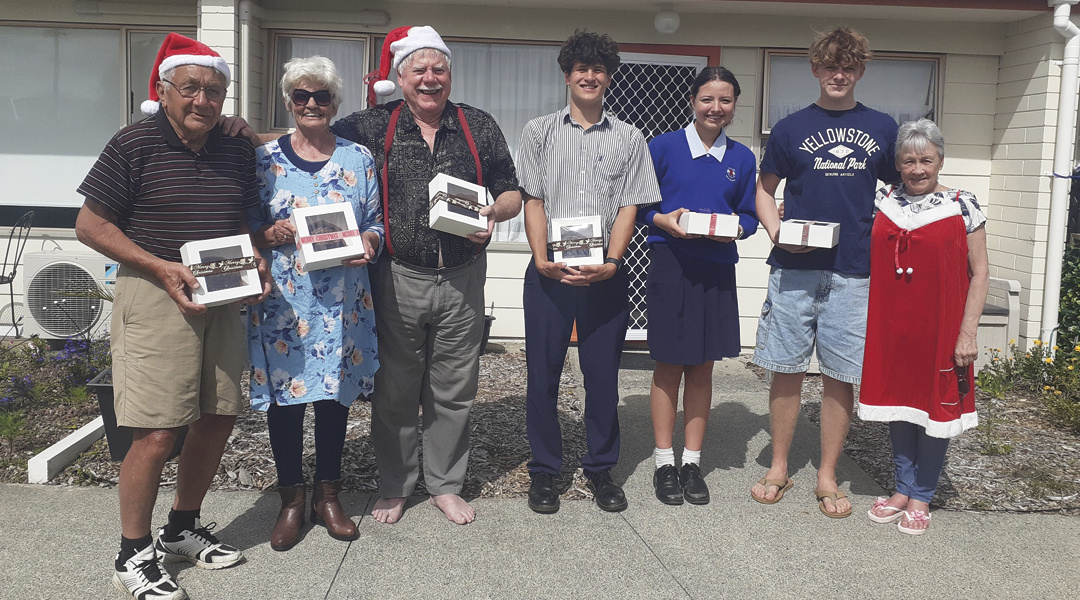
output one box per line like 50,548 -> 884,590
111,265 -> 247,428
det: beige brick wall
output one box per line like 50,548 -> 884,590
991,13 -> 1063,345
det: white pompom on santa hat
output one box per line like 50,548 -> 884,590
141,32 -> 231,116
363,26 -> 451,107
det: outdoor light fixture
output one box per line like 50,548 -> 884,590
654,5 -> 680,35
359,9 -> 391,27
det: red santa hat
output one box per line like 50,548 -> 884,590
141,32 -> 231,116
363,26 -> 451,107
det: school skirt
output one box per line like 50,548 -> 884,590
645,242 -> 741,365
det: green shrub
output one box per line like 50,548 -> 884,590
980,339 -> 1080,433
1058,245 -> 1080,347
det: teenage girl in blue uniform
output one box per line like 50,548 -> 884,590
642,67 -> 758,505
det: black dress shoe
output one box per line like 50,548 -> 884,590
680,463 -> 710,505
585,470 -> 627,512
528,472 -> 560,514
653,465 -> 684,505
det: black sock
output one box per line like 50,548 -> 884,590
163,509 -> 199,539
116,534 -> 153,568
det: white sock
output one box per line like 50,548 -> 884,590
654,447 -> 675,469
682,448 -> 701,466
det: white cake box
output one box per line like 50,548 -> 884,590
180,234 -> 262,307
428,173 -> 492,237
778,219 -> 840,248
550,215 -> 604,267
677,212 -> 740,238
290,203 -> 366,271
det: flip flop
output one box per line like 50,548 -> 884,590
815,489 -> 853,519
867,496 -> 905,524
897,510 -> 931,535
751,477 -> 793,504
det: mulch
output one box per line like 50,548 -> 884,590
6,347 -> 1079,515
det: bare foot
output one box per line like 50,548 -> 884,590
815,479 -> 852,516
750,467 -> 790,502
430,494 -> 475,525
371,497 -> 406,524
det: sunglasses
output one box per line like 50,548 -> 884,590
956,367 -> 969,396
290,89 -> 333,107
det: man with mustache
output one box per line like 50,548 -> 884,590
331,25 -> 521,525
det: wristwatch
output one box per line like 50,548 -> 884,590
604,256 -> 624,269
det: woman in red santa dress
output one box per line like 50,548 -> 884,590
858,118 -> 988,535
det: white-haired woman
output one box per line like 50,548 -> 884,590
246,56 -> 383,551
858,118 -> 988,535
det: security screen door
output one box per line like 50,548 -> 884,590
603,52 -> 707,340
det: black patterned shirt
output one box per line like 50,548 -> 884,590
331,100 -> 519,268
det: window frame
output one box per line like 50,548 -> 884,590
761,49 -> 945,136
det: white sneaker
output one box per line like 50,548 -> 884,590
154,519 -> 244,570
112,544 -> 187,600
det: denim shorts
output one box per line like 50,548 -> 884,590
751,267 -> 869,383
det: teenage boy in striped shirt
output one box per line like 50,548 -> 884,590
517,30 -> 662,514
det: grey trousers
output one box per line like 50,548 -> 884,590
369,253 -> 486,496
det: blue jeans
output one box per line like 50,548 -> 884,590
890,421 -> 950,503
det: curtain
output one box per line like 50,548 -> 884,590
767,54 -> 937,130
0,26 -> 123,208
273,36 -> 368,129
445,42 -> 564,242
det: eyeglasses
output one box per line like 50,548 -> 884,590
162,79 -> 227,102
290,89 -> 333,107
956,367 -> 969,396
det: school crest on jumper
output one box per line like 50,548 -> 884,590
726,167 -> 736,181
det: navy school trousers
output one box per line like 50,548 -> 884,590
523,258 -> 630,475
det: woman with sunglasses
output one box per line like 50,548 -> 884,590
246,56 -> 383,551
858,118 -> 988,535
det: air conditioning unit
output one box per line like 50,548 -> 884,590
20,251 -> 118,340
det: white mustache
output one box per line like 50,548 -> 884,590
418,85 -> 443,92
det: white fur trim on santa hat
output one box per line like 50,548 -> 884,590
159,54 -> 231,82
141,99 -> 161,116
389,26 -> 451,73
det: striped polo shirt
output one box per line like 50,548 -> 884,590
78,109 -> 258,263
517,106 -> 662,247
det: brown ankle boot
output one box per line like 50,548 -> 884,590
271,483 -> 306,551
311,480 -> 358,541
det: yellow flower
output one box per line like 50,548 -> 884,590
1074,345 -> 1080,352
1045,358 -> 1054,364
1044,385 -> 1052,390
1055,390 -> 1063,396
1010,339 -> 1017,345
1034,339 -> 1043,346
1054,345 -> 1060,351
1068,366 -> 1074,371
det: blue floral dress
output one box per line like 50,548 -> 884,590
247,135 -> 383,411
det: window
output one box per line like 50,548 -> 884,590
763,50 -> 942,134
269,33 -> 370,130
0,25 -> 185,226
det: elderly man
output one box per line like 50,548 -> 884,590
335,26 -> 520,525
76,33 -> 268,600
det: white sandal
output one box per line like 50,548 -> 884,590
897,509 -> 932,535
867,497 -> 905,524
